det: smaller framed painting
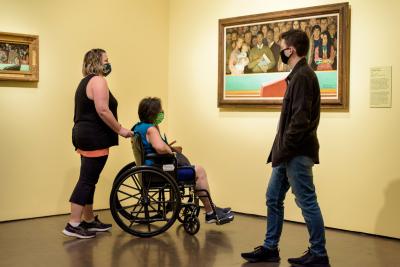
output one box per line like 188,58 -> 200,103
0,32 -> 39,82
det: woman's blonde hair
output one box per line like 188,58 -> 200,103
82,48 -> 106,76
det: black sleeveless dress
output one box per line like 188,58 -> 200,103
72,74 -> 118,150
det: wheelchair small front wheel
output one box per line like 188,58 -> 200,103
178,205 -> 195,223
183,216 -> 200,235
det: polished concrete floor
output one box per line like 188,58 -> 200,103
0,210 -> 399,267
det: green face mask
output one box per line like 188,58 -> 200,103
154,112 -> 164,125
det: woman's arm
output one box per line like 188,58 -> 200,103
88,76 -> 132,137
147,127 -> 173,154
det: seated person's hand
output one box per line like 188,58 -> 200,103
168,140 -> 182,153
171,146 -> 182,153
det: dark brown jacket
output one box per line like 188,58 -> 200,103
267,58 -> 320,167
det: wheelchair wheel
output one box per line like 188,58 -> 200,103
177,207 -> 186,223
112,162 -> 137,221
183,215 -> 200,235
110,166 -> 181,238
113,162 -> 136,185
178,204 -> 199,223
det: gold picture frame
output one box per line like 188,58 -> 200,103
218,2 -> 350,110
0,32 -> 39,82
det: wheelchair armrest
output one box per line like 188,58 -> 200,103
145,153 -> 176,161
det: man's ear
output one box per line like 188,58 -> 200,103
290,47 -> 296,55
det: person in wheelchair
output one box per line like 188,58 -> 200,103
132,97 -> 234,224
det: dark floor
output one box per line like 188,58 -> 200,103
0,210 -> 399,267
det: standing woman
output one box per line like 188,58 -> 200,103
62,48 -> 133,238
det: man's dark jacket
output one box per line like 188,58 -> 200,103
267,57 -> 320,167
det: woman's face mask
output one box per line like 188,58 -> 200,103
154,112 -> 164,125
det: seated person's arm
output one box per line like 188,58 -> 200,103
147,127 -> 173,154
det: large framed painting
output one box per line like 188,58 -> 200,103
218,2 -> 350,110
0,32 -> 39,82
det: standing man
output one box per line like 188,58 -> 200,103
241,29 -> 330,267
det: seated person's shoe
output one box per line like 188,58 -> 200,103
80,215 -> 112,232
241,246 -> 280,263
288,248 -> 330,267
62,223 -> 96,239
205,208 -> 234,224
215,206 -> 231,213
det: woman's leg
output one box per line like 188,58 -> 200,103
68,155 -> 108,223
194,165 -> 213,213
70,203 -> 84,224
83,205 -> 95,222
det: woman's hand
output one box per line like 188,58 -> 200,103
118,127 -> 133,138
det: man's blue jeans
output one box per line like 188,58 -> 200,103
263,155 -> 327,256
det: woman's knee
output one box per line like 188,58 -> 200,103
195,165 -> 206,177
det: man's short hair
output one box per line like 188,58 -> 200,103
280,29 -> 310,57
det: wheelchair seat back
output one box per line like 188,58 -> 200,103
131,133 -> 144,166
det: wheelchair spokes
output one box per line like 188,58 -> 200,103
130,172 -> 142,190
110,166 -> 181,237
118,191 -> 141,203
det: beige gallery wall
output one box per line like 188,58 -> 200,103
0,0 -> 170,221
167,0 -> 400,238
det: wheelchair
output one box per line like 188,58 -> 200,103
109,133 -> 230,237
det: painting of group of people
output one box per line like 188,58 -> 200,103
225,15 -> 338,75
0,42 -> 30,71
